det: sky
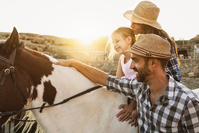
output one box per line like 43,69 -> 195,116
0,0 -> 198,43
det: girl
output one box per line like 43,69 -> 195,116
106,27 -> 138,126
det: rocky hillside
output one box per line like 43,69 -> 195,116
0,32 -> 199,89
0,32 -> 108,59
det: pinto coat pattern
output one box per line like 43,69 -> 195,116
0,27 -> 138,133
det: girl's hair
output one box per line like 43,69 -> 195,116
106,27 -> 135,59
141,24 -> 180,66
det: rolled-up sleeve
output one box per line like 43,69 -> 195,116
106,75 -> 141,99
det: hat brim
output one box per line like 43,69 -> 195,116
125,48 -> 174,60
123,10 -> 163,30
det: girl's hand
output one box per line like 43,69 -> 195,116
128,109 -> 138,127
116,104 -> 133,122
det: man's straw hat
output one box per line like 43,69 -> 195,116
125,34 -> 174,59
123,1 -> 162,30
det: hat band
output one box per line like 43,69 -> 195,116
131,45 -> 172,58
132,11 -> 157,23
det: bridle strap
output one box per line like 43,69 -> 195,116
10,66 -> 27,104
9,49 -> 16,65
0,49 -> 16,65
0,69 -> 10,90
0,66 -> 27,105
0,49 -> 16,89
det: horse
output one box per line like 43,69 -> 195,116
0,27 -> 138,133
194,45 -> 199,59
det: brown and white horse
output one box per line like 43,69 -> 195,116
0,27 -> 138,133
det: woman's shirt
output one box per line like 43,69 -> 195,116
166,43 -> 182,83
162,37 -> 182,83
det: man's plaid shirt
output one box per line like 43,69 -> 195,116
106,75 -> 199,133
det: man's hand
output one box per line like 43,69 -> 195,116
54,59 -> 107,85
54,59 -> 75,67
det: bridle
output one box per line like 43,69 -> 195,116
0,49 -> 27,105
0,48 -> 27,118
0,47 -> 102,119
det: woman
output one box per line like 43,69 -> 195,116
123,1 -> 182,83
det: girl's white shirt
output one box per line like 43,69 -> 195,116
120,55 -> 136,79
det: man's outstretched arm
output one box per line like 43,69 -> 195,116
55,59 -> 108,86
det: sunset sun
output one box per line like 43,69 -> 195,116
78,28 -> 96,46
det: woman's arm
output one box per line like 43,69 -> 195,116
55,59 -> 108,85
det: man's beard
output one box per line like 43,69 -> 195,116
133,64 -> 151,82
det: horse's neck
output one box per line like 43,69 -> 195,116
27,62 -> 96,107
19,50 -> 95,105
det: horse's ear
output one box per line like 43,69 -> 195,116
0,27 -> 20,58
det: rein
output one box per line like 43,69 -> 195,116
0,48 -> 103,118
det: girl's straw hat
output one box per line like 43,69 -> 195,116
123,1 -> 162,30
125,34 -> 174,59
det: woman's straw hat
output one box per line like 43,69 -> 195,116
125,34 -> 174,59
123,1 -> 162,30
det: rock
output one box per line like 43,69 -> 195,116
31,37 -> 46,44
36,47 -> 43,52
184,63 -> 188,68
53,38 -> 68,45
25,43 -> 37,50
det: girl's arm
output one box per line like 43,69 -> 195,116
116,58 -> 124,78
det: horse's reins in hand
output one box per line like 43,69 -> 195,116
0,48 -> 103,117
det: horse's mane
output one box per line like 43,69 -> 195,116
16,111 -> 43,133
15,41 -> 48,133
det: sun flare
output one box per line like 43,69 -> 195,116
77,28 -> 96,46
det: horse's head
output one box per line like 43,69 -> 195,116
0,27 -> 56,126
0,27 -> 27,125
